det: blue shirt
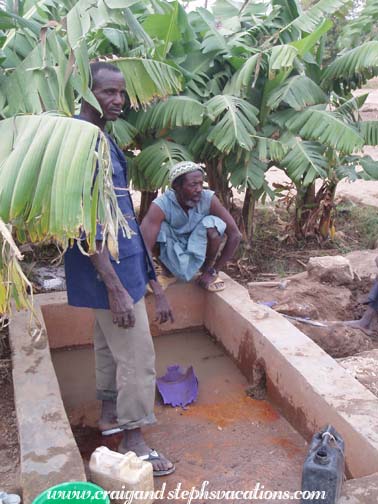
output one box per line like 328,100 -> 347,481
153,189 -> 215,234
64,131 -> 156,309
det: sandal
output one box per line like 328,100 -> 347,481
139,450 -> 176,477
99,419 -> 124,436
101,425 -> 124,436
203,275 -> 225,292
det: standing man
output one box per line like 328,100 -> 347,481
342,256 -> 378,334
141,161 -> 242,291
64,61 -> 174,476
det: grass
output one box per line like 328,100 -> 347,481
336,204 -> 378,250
225,202 -> 378,284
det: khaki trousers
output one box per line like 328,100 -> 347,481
94,298 -> 157,429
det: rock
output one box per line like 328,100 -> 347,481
307,255 -> 354,285
274,301 -> 319,319
345,250 -> 378,280
338,349 -> 378,398
31,265 -> 66,291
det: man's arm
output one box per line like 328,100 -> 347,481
140,203 -> 174,323
210,195 -> 242,272
140,202 -> 166,251
90,241 -> 135,328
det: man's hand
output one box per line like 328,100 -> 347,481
154,291 -> 174,324
149,279 -> 174,324
107,286 -> 135,328
90,241 -> 136,329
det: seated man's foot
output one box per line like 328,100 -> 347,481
118,428 -> 175,477
196,271 -> 225,292
98,399 -> 123,436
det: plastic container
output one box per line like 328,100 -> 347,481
32,481 -> 110,504
301,425 -> 345,504
89,446 -> 154,504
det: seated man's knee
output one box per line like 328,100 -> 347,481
207,227 -> 221,241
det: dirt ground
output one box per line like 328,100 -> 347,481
0,326 -> 20,494
247,269 -> 378,358
2,80 -> 378,496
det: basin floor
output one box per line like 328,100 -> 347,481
52,329 -> 308,503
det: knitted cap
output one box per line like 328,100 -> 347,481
168,161 -> 204,186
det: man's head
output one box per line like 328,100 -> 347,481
82,62 -> 127,126
169,161 -> 205,208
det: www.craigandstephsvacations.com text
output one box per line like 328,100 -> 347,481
47,481 -> 326,503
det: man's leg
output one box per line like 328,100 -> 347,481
93,319 -> 118,432
158,218 -> 226,282
202,227 -> 223,271
196,227 -> 225,290
94,299 -> 174,475
343,280 -> 378,333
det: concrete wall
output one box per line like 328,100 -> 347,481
203,273 -> 378,478
9,293 -> 86,503
43,283 -> 205,349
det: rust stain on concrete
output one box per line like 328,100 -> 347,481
183,395 -> 279,427
269,436 -> 304,459
237,330 -> 258,383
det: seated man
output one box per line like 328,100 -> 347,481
141,161 -> 242,291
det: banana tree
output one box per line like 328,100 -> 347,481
121,0 -> 378,242
338,0 -> 378,50
0,218 -> 36,329
3,0 -> 378,322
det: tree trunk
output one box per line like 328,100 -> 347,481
294,182 -> 316,238
242,187 -> 256,244
317,181 -> 337,240
294,180 -> 337,241
138,190 -> 157,223
205,158 -> 232,210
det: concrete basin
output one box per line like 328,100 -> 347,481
9,274 -> 378,502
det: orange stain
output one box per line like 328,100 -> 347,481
183,395 -> 279,427
269,437 -> 303,459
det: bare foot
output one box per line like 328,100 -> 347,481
344,306 -> 378,336
98,399 -> 119,433
118,428 -> 175,476
341,319 -> 374,336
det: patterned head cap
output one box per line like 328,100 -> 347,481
168,161 -> 204,186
